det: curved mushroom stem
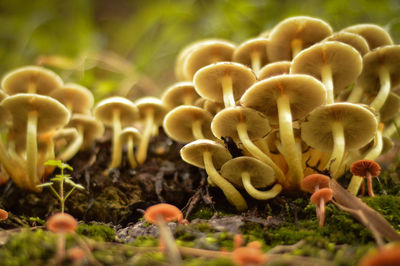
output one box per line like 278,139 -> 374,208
203,151 -> 248,211
192,120 -> 205,140
241,171 -> 282,200
347,84 -> 364,103
109,109 -> 122,169
126,137 -> 137,168
276,94 -> 304,187
348,124 -> 383,195
26,110 -> 38,189
137,108 -> 154,165
250,51 -> 262,76
291,38 -> 303,59
370,66 -> 391,112
318,198 -> 326,227
366,171 -> 375,197
221,74 -> 235,108
156,215 -> 182,266
321,64 -> 334,104
57,126 -> 84,162
360,179 -> 366,197
327,121 -> 345,179
237,122 -> 286,185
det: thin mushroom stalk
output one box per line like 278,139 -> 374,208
221,74 -> 235,108
109,109 -> 122,169
327,121 -> 345,179
291,38 -> 303,58
126,137 -> 137,168
155,214 -> 182,266
370,66 -> 391,111
236,122 -> 286,185
57,126 -> 84,162
203,151 -> 248,211
26,110 -> 39,189
241,171 -> 282,200
137,108 -> 154,165
321,64 -> 334,104
250,51 -> 262,75
317,197 -> 327,227
191,120 -> 205,140
276,93 -> 304,186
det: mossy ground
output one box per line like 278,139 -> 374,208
0,135 -> 399,265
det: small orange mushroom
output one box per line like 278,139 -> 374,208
358,244 -> 400,266
350,159 -> 381,197
46,212 -> 78,233
144,203 -> 184,224
0,208 -> 8,220
301,173 -> 330,193
232,245 -> 267,266
67,247 -> 86,261
310,187 -> 333,227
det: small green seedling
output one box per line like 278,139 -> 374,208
37,160 -> 84,213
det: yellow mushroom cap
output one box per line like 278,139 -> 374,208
49,83 -> 94,114
211,106 -> 271,143
324,31 -> 370,56
290,41 -> 363,94
180,139 -> 232,169
120,127 -> 142,144
1,93 -> 70,133
163,105 -> 215,143
258,61 -> 291,80
194,62 -> 256,104
93,97 -> 139,127
240,74 -> 326,125
220,156 -> 275,188
342,23 -> 393,50
232,38 -> 269,69
161,82 -> 199,109
267,16 -> 332,61
301,103 -> 378,152
135,97 -> 168,125
182,40 -> 236,81
1,66 -> 63,95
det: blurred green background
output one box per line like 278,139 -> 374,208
1,0 -> 400,101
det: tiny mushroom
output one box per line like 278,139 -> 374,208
350,159 -> 381,197
232,245 -> 267,266
220,156 -> 282,200
163,105 -> 215,143
342,23 -> 393,50
301,173 -> 331,194
119,127 -> 142,169
310,187 -> 333,227
0,208 -> 8,221
324,31 -> 370,56
358,244 -> 400,266
135,97 -> 168,165
49,83 -> 94,114
46,212 -> 78,234
161,82 -> 200,108
180,139 -> 248,211
194,62 -> 256,108
1,66 -> 63,95
93,97 -> 139,170
232,37 -> 269,76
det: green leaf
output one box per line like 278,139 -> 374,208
64,178 -> 84,189
50,177 -> 64,182
36,182 -> 54,188
44,159 -> 73,171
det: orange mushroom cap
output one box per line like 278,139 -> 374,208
350,160 -> 381,178
310,188 -> 333,205
359,244 -> 400,266
0,208 -> 8,220
67,247 -> 86,261
301,174 -> 330,193
232,246 -> 267,266
144,203 -> 183,224
46,213 -> 78,233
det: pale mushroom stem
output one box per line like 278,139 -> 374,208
192,120 -> 205,140
203,151 -> 248,211
137,108 -> 154,165
236,122 -> 286,184
58,125 -> 84,162
291,39 -> 303,59
348,125 -> 383,195
26,110 -> 38,189
318,198 -> 326,227
155,215 -> 182,266
276,94 -> 304,186
221,74 -> 236,108
347,84 -> 364,103
126,137 -> 137,168
109,108 -> 122,169
0,139 -> 22,185
182,93 -> 194,106
370,66 -> 391,112
327,121 -> 345,179
241,171 -> 282,200
366,171 -> 375,197
27,82 -> 36,94
250,51 -> 262,76
321,64 -> 334,104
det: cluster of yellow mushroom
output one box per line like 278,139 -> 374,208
0,66 -> 104,191
162,16 -> 400,210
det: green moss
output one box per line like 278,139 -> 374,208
77,223 -> 115,242
184,257 -> 234,266
362,195 -> 400,230
131,236 -> 159,247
